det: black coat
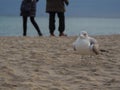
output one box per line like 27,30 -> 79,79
46,0 -> 69,13
20,0 -> 38,17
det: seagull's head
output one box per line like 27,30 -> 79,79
79,34 -> 85,39
81,31 -> 88,38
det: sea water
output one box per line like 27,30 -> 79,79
0,16 -> 120,36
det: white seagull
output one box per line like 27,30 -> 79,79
73,31 -> 99,55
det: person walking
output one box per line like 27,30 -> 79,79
46,0 -> 69,36
20,0 -> 42,36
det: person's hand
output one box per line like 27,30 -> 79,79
65,1 -> 69,6
36,0 -> 39,2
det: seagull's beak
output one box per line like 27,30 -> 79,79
80,34 -> 85,38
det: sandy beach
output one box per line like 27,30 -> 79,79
0,35 -> 120,90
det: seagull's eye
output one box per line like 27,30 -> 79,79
83,34 -> 86,36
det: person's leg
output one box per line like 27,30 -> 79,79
57,12 -> 66,36
49,12 -> 56,36
22,16 -> 27,36
30,17 -> 42,36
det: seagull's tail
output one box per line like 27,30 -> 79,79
100,49 -> 109,53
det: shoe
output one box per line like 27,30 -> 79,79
50,33 -> 55,36
38,32 -> 43,36
59,33 -> 67,36
39,34 -> 42,36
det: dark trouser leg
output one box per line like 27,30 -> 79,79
57,12 -> 65,34
23,16 -> 27,36
30,17 -> 42,36
49,12 -> 55,35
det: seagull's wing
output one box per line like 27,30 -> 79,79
92,44 -> 99,55
88,36 -> 99,55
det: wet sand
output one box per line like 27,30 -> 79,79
0,35 -> 120,90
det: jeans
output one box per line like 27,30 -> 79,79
22,16 -> 42,36
49,12 -> 65,34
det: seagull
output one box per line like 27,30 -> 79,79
73,31 -> 99,55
